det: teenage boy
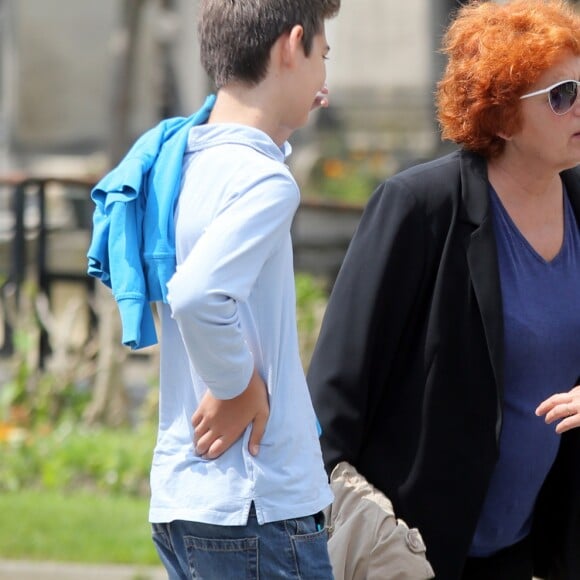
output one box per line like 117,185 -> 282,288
149,1 -> 341,578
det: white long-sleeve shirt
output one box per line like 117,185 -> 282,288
149,123 -> 332,526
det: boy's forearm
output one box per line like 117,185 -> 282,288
167,268 -> 255,400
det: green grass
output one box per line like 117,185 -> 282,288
0,489 -> 159,565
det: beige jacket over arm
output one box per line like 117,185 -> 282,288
325,462 -> 435,580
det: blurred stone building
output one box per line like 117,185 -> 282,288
0,0 -> 473,175
0,0 -> 578,342
0,0 -> 578,175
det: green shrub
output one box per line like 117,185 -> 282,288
295,273 -> 328,369
0,273 -> 329,498
0,422 -> 156,496
303,150 -> 394,204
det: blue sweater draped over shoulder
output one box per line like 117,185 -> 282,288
87,94 -> 216,349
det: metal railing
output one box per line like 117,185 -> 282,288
0,174 -> 96,361
0,174 -> 365,363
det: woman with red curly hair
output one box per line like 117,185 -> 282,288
308,1 -> 580,578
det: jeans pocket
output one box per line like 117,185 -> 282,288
286,515 -> 333,580
184,535 -> 258,580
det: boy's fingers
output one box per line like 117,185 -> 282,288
193,421 -> 210,449
206,436 -> 229,459
195,430 -> 217,456
248,412 -> 268,456
192,410 -> 202,427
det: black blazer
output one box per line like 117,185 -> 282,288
307,149 -> 580,580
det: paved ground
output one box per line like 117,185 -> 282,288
0,559 -> 166,580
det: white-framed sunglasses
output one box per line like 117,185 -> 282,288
520,79 -> 580,115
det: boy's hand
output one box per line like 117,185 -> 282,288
192,368 -> 270,459
536,385 -> 580,434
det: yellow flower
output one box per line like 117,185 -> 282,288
322,159 -> 345,179
0,422 -> 27,443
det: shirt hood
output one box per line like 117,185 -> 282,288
186,123 -> 292,163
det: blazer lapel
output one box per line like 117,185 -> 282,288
562,167 -> 580,223
460,151 -> 504,441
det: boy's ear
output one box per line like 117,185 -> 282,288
279,24 -> 305,67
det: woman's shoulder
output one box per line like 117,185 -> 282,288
369,150 -> 466,214
390,149 -> 473,190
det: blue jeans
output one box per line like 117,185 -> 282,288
151,507 -> 334,580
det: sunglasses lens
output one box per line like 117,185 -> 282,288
550,81 -> 577,114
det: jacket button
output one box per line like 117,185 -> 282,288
406,528 -> 426,553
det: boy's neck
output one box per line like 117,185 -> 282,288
207,84 -> 293,146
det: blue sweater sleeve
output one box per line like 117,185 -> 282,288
107,199 -> 158,349
87,95 -> 216,349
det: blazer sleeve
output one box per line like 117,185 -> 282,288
307,179 -> 428,472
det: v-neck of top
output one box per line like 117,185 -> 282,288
488,185 -> 568,266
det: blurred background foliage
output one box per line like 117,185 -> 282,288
0,273 -> 328,565
0,273 -> 328,498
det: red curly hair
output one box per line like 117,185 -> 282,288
437,0 -> 580,158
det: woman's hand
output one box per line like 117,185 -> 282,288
192,368 -> 270,459
536,385 -> 580,434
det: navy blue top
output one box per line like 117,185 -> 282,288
469,185 -> 580,557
